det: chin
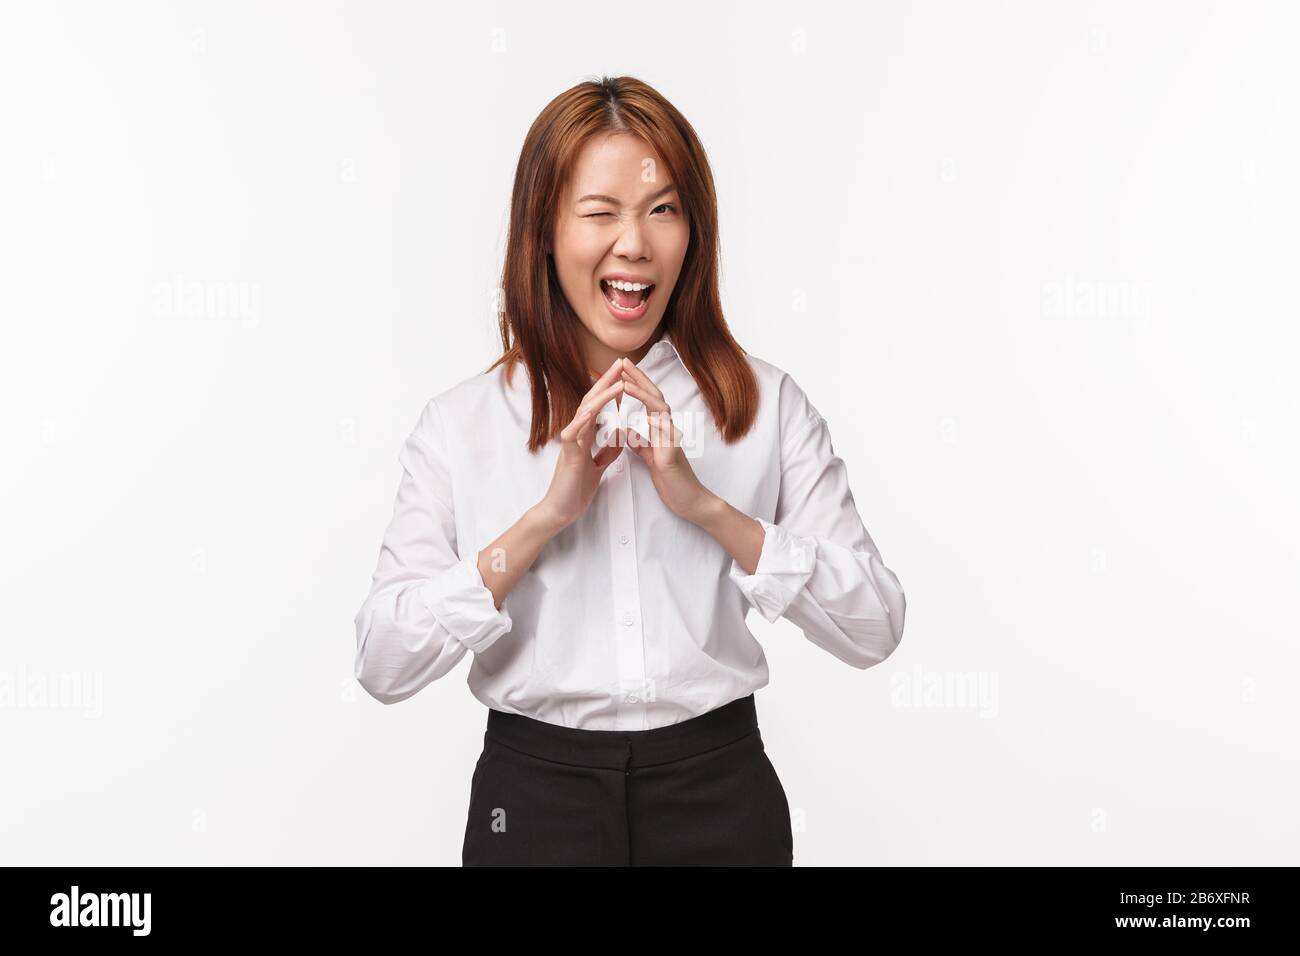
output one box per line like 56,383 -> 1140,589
592,316 -> 659,347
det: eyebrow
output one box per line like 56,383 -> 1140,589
576,184 -> 678,205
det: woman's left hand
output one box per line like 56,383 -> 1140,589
614,358 -> 718,525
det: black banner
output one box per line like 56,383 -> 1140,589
0,865 -> 1288,941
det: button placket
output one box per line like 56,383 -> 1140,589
604,396 -> 647,731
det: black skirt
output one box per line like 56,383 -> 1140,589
461,693 -> 794,866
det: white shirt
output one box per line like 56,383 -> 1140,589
353,331 -> 906,730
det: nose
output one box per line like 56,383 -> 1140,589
611,216 -> 649,261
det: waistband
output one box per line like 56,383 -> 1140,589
484,694 -> 760,771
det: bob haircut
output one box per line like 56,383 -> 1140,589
486,75 -> 759,453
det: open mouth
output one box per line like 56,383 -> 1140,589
600,279 -> 655,313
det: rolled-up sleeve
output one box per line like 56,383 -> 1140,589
728,377 -> 906,669
353,398 -> 513,704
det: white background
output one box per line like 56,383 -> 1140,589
2,0 -> 1296,865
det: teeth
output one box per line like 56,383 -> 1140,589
603,279 -> 652,292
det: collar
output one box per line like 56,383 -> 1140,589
587,331 -> 681,375
642,329 -> 681,369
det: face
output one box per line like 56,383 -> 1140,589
550,132 -> 690,372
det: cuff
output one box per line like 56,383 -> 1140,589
727,516 -> 817,622
419,555 -> 514,654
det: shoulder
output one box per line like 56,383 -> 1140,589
738,348 -> 826,434
406,360 -> 526,444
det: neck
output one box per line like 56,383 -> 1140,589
580,329 -> 664,385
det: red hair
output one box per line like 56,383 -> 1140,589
485,75 -> 759,453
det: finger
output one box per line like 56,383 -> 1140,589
574,396 -> 616,456
578,379 -> 626,422
619,360 -> 665,403
618,413 -> 655,455
619,377 -> 670,417
562,393 -> 610,447
562,380 -> 625,444
592,437 -> 624,469
587,359 -> 621,386
585,356 -> 629,398
574,404 -> 601,454
623,427 -> 653,466
617,427 -> 653,465
564,392 -> 626,462
585,398 -> 628,457
560,407 -> 595,447
643,407 -> 681,449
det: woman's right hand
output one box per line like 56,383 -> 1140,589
535,357 -> 629,533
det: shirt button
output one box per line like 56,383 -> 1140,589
624,694 -> 638,704
613,460 -> 625,474
619,533 -> 630,545
622,611 -> 634,626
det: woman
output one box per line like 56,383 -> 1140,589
353,76 -> 906,866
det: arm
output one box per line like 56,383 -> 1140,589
697,378 -> 906,669
477,505 -> 565,611
353,399 -> 559,705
